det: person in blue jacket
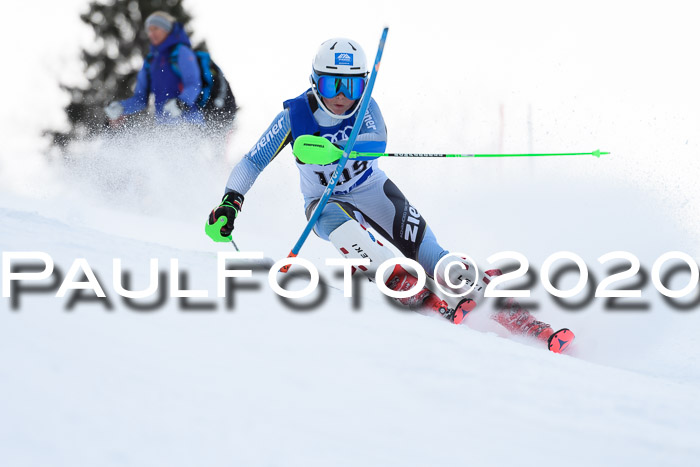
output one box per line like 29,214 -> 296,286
104,11 -> 203,126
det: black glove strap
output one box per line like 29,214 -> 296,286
221,190 -> 244,213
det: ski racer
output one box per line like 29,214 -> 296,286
205,37 -> 573,352
104,11 -> 204,126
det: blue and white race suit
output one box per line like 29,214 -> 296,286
225,90 -> 448,275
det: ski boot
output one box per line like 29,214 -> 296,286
493,298 -> 575,353
384,264 -> 463,321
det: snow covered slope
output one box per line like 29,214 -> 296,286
2,1 -> 700,465
2,204 -> 700,467
2,131 -> 699,466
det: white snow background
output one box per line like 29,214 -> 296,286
1,1 -> 700,466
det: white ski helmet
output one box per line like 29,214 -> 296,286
310,38 -> 369,119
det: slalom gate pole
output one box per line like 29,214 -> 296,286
362,150 -> 609,158
291,135 -> 609,164
280,27 -> 390,273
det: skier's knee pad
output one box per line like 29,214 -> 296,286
328,220 -> 398,282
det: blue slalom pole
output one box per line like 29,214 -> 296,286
281,28 -> 389,272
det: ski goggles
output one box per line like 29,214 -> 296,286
314,73 -> 367,100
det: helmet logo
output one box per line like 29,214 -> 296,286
335,53 -> 353,66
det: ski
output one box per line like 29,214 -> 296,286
547,328 -> 575,354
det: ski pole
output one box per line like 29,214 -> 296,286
280,27 -> 390,273
292,134 -> 609,165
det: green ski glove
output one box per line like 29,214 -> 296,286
206,190 -> 244,242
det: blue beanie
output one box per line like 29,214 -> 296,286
145,12 -> 174,33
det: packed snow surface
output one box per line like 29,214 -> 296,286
2,1 -> 700,466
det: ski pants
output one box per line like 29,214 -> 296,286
304,172 -> 448,277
